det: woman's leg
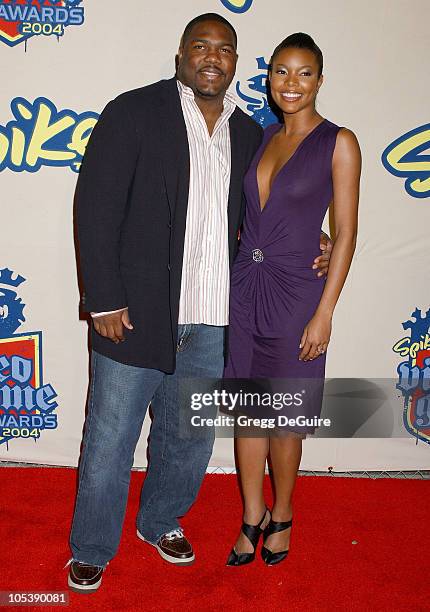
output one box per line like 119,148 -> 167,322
264,436 -> 302,552
232,436 -> 270,553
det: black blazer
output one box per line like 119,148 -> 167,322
76,77 -> 263,372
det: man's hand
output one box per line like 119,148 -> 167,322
92,309 -> 133,344
313,232 -> 333,277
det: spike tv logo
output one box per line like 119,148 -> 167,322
382,123 -> 430,199
0,0 -> 84,48
0,268 -> 58,448
393,308 -> 430,444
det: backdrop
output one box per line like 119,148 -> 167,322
1,0 -> 429,470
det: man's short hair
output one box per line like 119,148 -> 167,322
181,13 -> 238,48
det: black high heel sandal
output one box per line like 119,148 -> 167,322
261,518 -> 293,566
226,508 -> 270,566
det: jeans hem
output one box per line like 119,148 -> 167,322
136,524 -> 179,545
70,555 -> 108,569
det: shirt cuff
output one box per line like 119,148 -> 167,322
91,307 -> 128,318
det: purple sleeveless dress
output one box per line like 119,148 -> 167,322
224,119 -> 340,387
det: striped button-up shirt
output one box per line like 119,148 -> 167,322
177,79 -> 236,326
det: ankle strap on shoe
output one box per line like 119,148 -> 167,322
265,518 -> 293,536
241,508 -> 270,547
241,522 -> 263,548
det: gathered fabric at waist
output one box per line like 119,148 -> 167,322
229,252 -> 326,337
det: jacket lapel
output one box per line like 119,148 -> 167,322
158,78 -> 190,222
227,111 -> 245,264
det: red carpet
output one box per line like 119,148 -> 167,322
0,468 -> 429,611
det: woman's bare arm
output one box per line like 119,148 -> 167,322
299,128 -> 361,361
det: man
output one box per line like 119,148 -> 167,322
68,13 -> 330,593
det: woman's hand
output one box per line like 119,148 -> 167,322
299,313 -> 332,361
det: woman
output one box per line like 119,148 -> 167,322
225,33 -> 361,566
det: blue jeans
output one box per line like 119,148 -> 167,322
69,324 -> 224,567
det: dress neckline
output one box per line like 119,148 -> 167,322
257,119 -> 327,213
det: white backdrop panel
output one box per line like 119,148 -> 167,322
0,0 -> 429,469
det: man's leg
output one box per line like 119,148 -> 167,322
136,324 -> 224,552
69,350 -> 164,568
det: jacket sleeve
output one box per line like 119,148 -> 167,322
75,96 -> 139,313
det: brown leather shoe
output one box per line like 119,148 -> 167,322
67,561 -> 104,593
137,528 -> 195,565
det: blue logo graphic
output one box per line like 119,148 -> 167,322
236,57 -> 278,128
0,268 -> 58,447
0,0 -> 85,48
0,268 -> 25,337
0,97 -> 99,173
393,308 -> 430,444
220,0 -> 253,13
382,123 -> 430,199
